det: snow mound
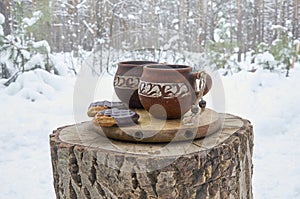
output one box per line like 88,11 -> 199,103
0,13 -> 5,25
3,69 -> 64,101
33,40 -> 51,53
255,51 -> 276,65
0,13 -> 4,35
22,11 -> 42,27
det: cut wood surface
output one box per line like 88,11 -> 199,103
50,113 -> 254,199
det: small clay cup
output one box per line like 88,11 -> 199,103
114,61 -> 158,108
138,64 -> 212,119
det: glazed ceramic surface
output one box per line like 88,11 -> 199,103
114,61 -> 158,108
138,64 -> 211,119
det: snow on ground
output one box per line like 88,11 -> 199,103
0,70 -> 76,198
0,60 -> 300,198
221,66 -> 300,199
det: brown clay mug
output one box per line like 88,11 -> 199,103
138,64 -> 212,119
114,61 -> 158,108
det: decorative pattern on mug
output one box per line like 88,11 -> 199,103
114,75 -> 140,89
138,80 -> 190,99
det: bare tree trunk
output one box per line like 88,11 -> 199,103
209,0 -> 214,41
89,0 -> 96,41
229,0 -> 233,45
275,0 -> 278,25
282,0 -> 286,27
271,0 -> 279,41
72,0 -> 79,56
1,63 -> 10,79
0,0 -> 11,35
279,0 -> 284,26
291,43 -> 300,68
254,0 -> 261,45
261,0 -> 265,43
237,0 -> 242,62
199,0 -> 207,47
293,0 -> 299,38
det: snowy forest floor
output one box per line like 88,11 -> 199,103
0,57 -> 300,198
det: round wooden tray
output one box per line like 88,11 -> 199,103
93,108 -> 222,143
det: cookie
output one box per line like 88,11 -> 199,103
93,108 -> 139,127
87,101 -> 126,117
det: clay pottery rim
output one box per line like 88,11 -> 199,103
142,64 -> 192,72
118,61 -> 158,68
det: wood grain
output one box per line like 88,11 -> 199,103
50,113 -> 253,199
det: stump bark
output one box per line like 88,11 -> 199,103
50,113 -> 253,199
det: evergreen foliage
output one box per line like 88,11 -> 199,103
0,5 -> 56,85
205,14 -> 238,73
254,22 -> 298,76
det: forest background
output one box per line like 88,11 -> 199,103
0,0 -> 299,81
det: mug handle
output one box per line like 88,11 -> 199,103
191,71 -> 212,98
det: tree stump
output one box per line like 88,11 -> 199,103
50,113 -> 253,199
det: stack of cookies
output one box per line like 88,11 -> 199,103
87,100 -> 140,127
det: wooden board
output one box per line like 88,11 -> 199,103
92,108 -> 221,143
